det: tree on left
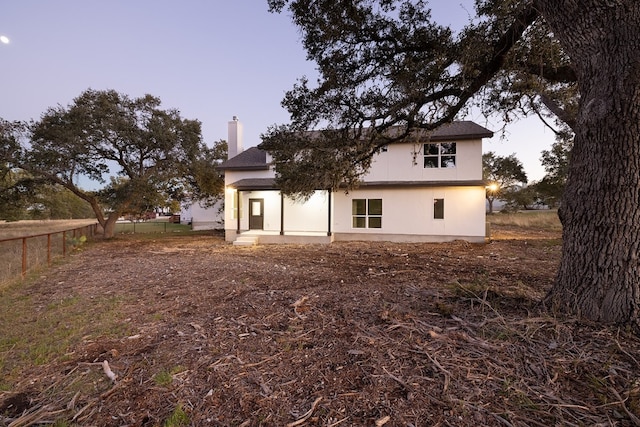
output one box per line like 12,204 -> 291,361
0,89 -> 224,238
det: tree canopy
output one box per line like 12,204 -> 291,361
262,0 -> 576,195
1,89 -> 225,237
265,0 -> 640,329
482,152 -> 528,214
533,133 -> 573,208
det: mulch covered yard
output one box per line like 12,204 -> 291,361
1,226 -> 639,426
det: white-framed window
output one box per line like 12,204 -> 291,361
424,142 -> 456,168
434,198 -> 444,219
352,198 -> 382,228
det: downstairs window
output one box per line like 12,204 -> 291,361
352,199 -> 382,228
434,198 -> 444,219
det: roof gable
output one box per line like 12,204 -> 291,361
427,121 -> 493,141
218,147 -> 268,171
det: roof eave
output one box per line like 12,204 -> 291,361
217,165 -> 270,171
428,132 -> 494,142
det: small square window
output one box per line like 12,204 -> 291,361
424,157 -> 439,168
353,217 -> 366,228
368,217 -> 382,228
440,143 -> 456,155
441,156 -> 456,168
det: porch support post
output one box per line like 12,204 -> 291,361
236,190 -> 241,234
280,192 -> 285,235
327,189 -> 332,236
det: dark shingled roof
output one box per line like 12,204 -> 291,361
427,121 -> 493,141
218,121 -> 492,171
218,147 -> 269,171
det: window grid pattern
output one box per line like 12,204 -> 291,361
424,143 -> 456,168
352,199 -> 382,229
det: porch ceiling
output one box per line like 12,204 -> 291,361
228,178 -> 277,191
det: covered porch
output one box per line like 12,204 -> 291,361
225,178 -> 334,245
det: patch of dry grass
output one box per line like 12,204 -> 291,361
488,210 -> 561,230
0,219 -> 97,240
0,220 -> 97,288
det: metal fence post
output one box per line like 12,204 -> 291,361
47,234 -> 52,266
22,237 -> 27,278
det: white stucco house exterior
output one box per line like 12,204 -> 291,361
218,117 -> 493,245
179,199 -> 224,231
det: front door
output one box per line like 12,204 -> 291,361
249,198 -> 264,230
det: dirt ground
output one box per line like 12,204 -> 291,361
1,225 -> 640,427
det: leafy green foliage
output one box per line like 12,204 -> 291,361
263,0 -> 576,195
533,134 -> 573,208
181,139 -> 227,208
483,152 -> 527,213
501,185 -> 539,212
261,125 -> 379,199
0,121 -> 38,220
0,168 -> 37,221
0,167 -> 95,221
1,89 -> 223,237
30,186 -> 95,220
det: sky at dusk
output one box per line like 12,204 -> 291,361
1,1 -> 556,184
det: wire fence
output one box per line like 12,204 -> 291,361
114,221 -> 192,234
0,223 -> 98,286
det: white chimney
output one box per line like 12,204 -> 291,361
227,116 -> 244,159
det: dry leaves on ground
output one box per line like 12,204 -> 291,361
1,227 -> 639,426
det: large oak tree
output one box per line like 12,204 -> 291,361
263,0 -> 640,328
1,89 -> 225,237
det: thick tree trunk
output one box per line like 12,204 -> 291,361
538,0 -> 640,326
83,196 -> 110,238
83,193 -> 119,238
103,214 -> 119,239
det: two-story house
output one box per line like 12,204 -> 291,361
219,117 -> 493,245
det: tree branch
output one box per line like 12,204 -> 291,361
522,63 -> 577,83
539,93 -> 577,131
454,4 -> 540,117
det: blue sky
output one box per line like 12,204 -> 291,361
1,1 -> 556,183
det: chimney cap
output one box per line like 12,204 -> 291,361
232,116 -> 239,121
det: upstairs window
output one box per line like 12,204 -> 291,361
352,199 -> 382,228
424,142 -> 456,168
